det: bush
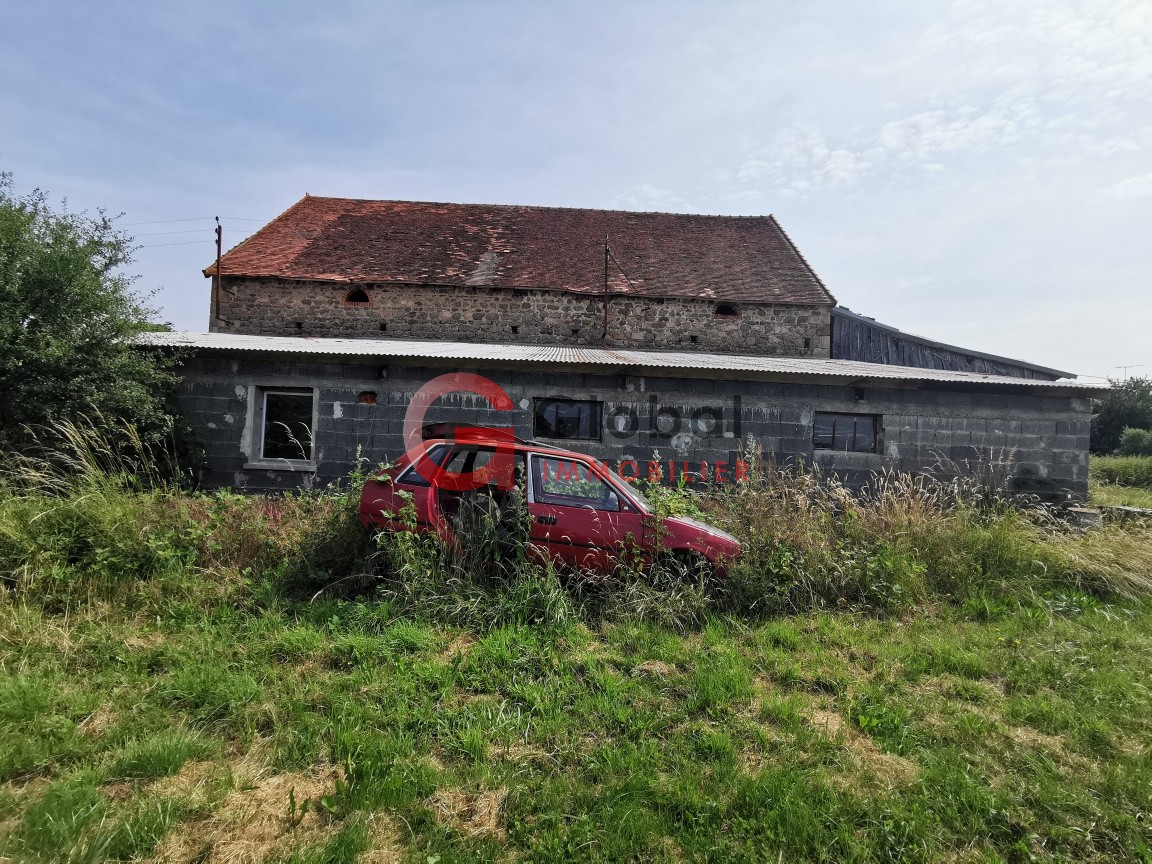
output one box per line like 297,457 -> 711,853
1090,455 -> 1152,489
1117,427 -> 1152,457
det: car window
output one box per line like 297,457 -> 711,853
440,446 -> 524,489
531,456 -> 619,511
396,444 -> 449,487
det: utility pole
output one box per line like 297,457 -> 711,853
213,217 -> 223,324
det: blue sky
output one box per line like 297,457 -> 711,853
2,0 -> 1149,379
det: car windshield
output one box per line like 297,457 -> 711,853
621,479 -> 653,513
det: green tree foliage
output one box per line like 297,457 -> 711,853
0,172 -> 178,451
1117,427 -> 1152,457
1091,376 -> 1152,455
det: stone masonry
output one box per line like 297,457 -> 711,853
211,278 -> 832,357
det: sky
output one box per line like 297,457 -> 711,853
2,0 -> 1149,380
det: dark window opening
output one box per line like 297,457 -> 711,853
534,398 -> 602,441
261,390 -> 314,460
294,322 -> 303,331
358,391 -> 377,405
511,325 -> 519,335
345,288 -> 370,305
803,337 -> 811,350
570,327 -> 580,336
689,335 -> 698,344
379,321 -> 387,331
714,303 -> 740,318
812,412 -> 879,453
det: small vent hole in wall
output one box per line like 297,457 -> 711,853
714,302 -> 740,318
571,327 -> 580,336
295,322 -> 303,331
345,288 -> 370,305
379,321 -> 387,332
358,391 -> 378,405
690,335 -> 698,344
511,325 -> 519,334
804,337 -> 811,350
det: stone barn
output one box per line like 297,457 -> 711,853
150,195 -> 1102,497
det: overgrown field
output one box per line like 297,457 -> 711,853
2,431 -> 1152,862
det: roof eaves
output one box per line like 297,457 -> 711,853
767,214 -> 837,306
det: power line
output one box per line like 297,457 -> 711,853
119,216 -> 262,226
134,228 -> 216,237
137,240 -> 214,248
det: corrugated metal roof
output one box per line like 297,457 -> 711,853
140,331 -> 1107,392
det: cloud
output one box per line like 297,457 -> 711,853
731,0 -> 1152,199
1098,170 -> 1152,200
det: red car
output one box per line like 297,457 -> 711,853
358,429 -> 741,577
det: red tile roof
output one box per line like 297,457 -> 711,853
206,196 -> 835,306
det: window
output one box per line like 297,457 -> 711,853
396,444 -> 450,487
813,413 -> 879,453
344,288 -> 370,306
531,456 -> 619,511
260,389 -> 316,461
533,398 -> 602,441
714,302 -> 740,318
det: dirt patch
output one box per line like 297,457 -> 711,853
632,660 -> 678,678
439,633 -> 476,664
806,708 -> 919,790
77,705 -> 118,739
147,762 -> 344,864
426,787 -> 508,840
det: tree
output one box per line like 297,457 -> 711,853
0,172 -> 178,452
1090,376 -> 1152,455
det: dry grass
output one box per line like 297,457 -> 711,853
147,757 -> 345,864
805,707 -> 920,791
426,787 -> 508,840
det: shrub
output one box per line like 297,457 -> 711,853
1117,427 -> 1152,457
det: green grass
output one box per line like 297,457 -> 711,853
1091,454 -> 1152,489
1090,483 -> 1152,509
2,427 -> 1152,861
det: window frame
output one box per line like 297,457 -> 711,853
528,453 -> 621,512
532,398 -> 603,442
249,387 -> 319,469
812,412 -> 880,454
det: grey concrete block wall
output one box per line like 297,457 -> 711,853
173,355 -> 1091,498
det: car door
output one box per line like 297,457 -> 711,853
527,453 -> 649,573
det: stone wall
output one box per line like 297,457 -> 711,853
174,355 -> 1091,498
212,277 -> 831,357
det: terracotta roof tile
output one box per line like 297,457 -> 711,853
206,196 -> 835,306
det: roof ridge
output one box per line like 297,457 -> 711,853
297,195 -> 780,221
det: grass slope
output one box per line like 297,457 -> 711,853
2,429 -> 1151,862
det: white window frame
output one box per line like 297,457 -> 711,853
245,386 -> 319,470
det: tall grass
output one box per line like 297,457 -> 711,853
1090,454 -> 1152,489
1,419 -> 1150,625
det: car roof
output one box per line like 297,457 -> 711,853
424,434 -> 602,462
